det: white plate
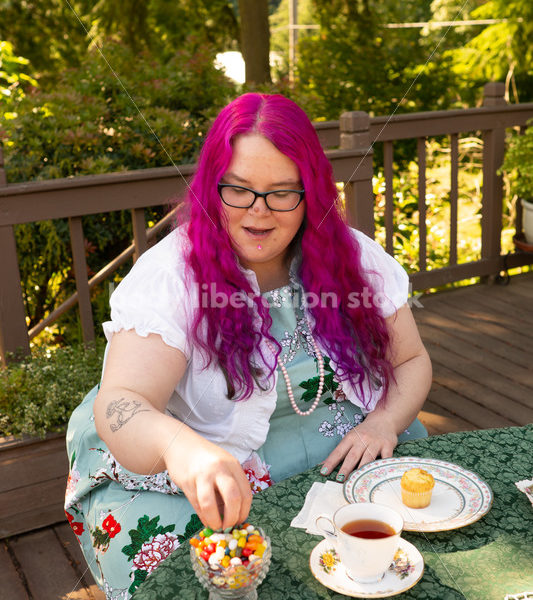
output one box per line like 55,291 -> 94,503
309,538 -> 424,598
343,457 -> 493,532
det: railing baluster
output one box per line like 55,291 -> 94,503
449,134 -> 459,265
0,225 -> 31,362
131,208 -> 148,263
68,217 -> 95,344
417,137 -> 427,272
384,141 -> 394,255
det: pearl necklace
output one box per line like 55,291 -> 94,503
265,321 -> 325,416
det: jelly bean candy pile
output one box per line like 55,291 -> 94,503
190,524 -> 269,590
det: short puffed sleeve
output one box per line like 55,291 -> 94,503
102,230 -> 193,359
350,228 -> 409,318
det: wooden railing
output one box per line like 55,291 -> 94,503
1,82 -> 532,362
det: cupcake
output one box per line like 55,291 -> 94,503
400,468 -> 435,508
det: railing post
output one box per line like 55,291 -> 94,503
0,145 -> 31,363
339,111 -> 375,238
481,82 -> 506,274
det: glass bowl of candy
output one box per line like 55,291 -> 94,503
189,523 -> 271,599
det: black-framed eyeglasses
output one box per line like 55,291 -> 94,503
218,183 -> 305,212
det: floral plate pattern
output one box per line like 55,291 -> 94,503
309,538 -> 424,598
343,457 -> 493,532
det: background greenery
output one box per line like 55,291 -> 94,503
0,0 -> 531,435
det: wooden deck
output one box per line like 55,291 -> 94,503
1,271 -> 532,600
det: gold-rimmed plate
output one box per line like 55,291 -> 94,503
343,457 -> 493,532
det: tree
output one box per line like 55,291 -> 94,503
239,0 -> 271,84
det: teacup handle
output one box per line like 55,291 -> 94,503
315,514 -> 337,543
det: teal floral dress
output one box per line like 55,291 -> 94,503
65,283 -> 427,599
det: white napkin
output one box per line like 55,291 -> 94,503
290,481 -> 348,535
515,479 -> 533,507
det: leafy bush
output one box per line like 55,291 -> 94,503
0,340 -> 105,438
500,120 -> 533,202
2,39 -> 235,181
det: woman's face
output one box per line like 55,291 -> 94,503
221,134 -> 305,275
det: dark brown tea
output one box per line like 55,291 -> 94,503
341,519 -> 396,539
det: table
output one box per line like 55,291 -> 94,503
132,425 -> 533,600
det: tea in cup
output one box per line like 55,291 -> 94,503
316,502 -> 403,584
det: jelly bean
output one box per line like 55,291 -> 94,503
235,547 -> 243,558
208,554 -> 219,566
206,543 -> 216,554
252,529 -> 260,536
239,529 -> 248,536
230,557 -> 242,566
242,547 -> 253,557
189,537 -> 200,548
246,525 -> 255,533
237,537 -> 246,548
232,530 -> 241,539
230,549 -> 236,558
218,539 -> 227,549
203,528 -> 214,537
200,550 -> 210,562
229,539 -> 238,550
255,543 -> 266,557
247,535 -> 263,543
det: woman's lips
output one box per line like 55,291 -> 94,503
243,226 -> 274,238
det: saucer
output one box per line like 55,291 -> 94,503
309,538 -> 424,598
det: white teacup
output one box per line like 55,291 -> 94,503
316,502 -> 403,584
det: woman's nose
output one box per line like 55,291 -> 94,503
250,195 -> 270,214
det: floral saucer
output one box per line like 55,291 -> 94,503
309,538 -> 424,598
344,457 -> 493,532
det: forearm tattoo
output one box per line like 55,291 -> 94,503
105,398 -> 150,432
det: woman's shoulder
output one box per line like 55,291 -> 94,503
347,227 -> 394,268
134,225 -> 191,274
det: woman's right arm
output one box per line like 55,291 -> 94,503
94,329 -> 252,530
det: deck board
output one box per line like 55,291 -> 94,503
1,271 -> 532,600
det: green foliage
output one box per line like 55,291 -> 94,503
3,40 -> 235,181
0,1 -> 239,75
500,121 -> 533,202
0,340 -> 105,438
0,0 -> 90,74
1,39 -> 235,341
0,41 -> 37,107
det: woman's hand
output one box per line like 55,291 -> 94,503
319,304 -> 432,482
320,414 -> 398,481
164,432 -> 253,531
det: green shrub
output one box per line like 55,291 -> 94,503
0,340 -> 105,438
500,120 -> 533,202
2,38 -> 235,182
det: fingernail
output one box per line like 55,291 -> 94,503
336,473 -> 345,483
320,466 -> 329,476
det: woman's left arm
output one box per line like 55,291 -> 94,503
320,303 -> 432,480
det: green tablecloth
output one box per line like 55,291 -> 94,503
132,425 -> 533,600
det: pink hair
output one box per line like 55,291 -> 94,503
183,93 -> 393,408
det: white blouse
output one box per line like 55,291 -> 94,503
102,225 -> 409,463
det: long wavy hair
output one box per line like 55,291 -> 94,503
184,93 -> 393,408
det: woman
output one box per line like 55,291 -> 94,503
65,93 -> 431,598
